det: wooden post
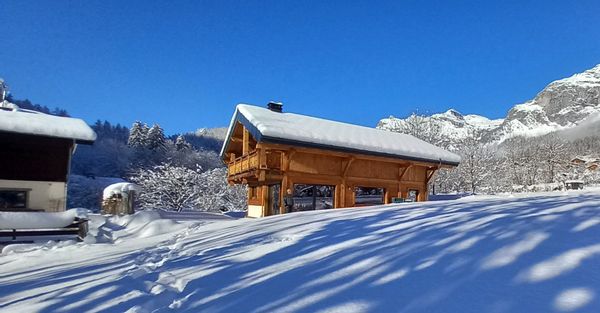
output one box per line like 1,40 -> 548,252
242,127 -> 250,155
339,180 -> 346,208
398,164 -> 411,198
281,174 -> 289,214
261,185 -> 269,217
258,147 -> 267,169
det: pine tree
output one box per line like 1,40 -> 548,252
128,121 -> 149,148
175,135 -> 191,151
147,124 -> 167,151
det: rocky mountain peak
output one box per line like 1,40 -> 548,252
378,63 -> 600,145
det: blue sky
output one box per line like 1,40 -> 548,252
1,0 -> 600,134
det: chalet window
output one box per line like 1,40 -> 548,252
0,190 -> 28,209
291,184 -> 335,212
407,189 -> 419,202
355,187 -> 385,206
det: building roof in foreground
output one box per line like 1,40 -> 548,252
221,104 -> 461,166
0,101 -> 96,143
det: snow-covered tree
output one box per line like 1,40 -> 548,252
131,164 -> 204,211
196,168 -> 247,212
175,134 -> 192,151
538,134 -> 568,183
131,163 -> 247,212
147,124 -> 167,151
128,121 -> 149,148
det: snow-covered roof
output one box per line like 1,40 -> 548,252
0,101 -> 96,143
565,180 -> 584,184
221,104 -> 461,166
103,182 -> 142,200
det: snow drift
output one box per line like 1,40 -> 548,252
1,190 -> 600,312
0,209 -> 83,229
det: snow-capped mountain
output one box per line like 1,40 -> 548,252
378,64 -> 600,143
377,109 -> 502,143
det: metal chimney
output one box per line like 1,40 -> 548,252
267,101 -> 283,113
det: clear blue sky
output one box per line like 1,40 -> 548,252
2,0 -> 600,134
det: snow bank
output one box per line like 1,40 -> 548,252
4,190 -> 600,312
102,182 -> 141,200
84,211 -> 189,244
0,209 -> 84,229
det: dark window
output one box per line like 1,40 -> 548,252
407,189 -> 419,202
0,190 -> 28,209
355,187 -> 385,206
269,184 -> 281,215
291,184 -> 335,212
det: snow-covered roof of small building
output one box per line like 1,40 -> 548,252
565,180 -> 585,184
0,101 -> 96,143
103,182 -> 142,200
221,104 -> 461,166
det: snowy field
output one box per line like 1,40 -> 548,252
1,190 -> 600,313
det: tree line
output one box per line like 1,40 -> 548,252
394,113 -> 600,194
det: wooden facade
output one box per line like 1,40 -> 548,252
0,132 -> 74,183
223,115 -> 457,218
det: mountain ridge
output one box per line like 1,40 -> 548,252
377,64 -> 600,144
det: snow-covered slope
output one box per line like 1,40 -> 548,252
2,190 -> 600,312
378,64 -> 600,143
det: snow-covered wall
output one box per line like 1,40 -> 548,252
0,179 -> 66,212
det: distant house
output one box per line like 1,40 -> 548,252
587,163 -> 599,171
565,180 -> 584,190
0,102 -> 96,212
571,157 -> 587,165
221,102 -> 460,218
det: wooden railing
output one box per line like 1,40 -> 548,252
228,151 -> 259,176
227,150 -> 283,177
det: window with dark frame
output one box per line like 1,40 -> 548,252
0,190 -> 28,209
354,187 -> 385,206
292,184 -> 335,212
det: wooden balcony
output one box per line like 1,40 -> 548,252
227,150 -> 283,178
228,151 -> 259,176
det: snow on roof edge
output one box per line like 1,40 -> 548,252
221,104 -> 461,166
0,106 -> 97,143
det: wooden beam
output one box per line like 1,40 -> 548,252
346,176 -> 399,185
260,142 -> 450,168
343,157 -> 355,177
258,148 -> 267,169
242,127 -> 250,155
399,165 -> 412,181
283,149 -> 296,171
425,167 -> 438,184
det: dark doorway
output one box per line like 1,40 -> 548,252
291,184 -> 335,212
354,187 -> 385,206
407,189 -> 419,202
268,184 -> 281,215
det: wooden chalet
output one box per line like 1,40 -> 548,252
221,102 -> 461,218
0,102 -> 96,212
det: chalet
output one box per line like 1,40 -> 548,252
0,102 -> 96,212
221,102 -> 461,218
